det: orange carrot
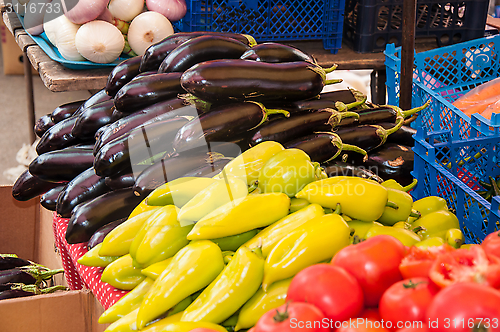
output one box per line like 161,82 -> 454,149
452,77 -> 500,105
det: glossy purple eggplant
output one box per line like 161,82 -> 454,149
73,89 -> 112,118
322,161 -> 383,183
182,158 -> 231,178
36,117 -> 93,155
87,218 -> 127,250
71,99 -> 116,140
0,268 -> 36,285
0,255 -> 31,270
241,42 -> 315,63
105,55 -> 142,97
12,170 -> 66,201
34,114 -> 55,139
379,123 -> 416,147
51,100 -> 86,123
40,185 -> 66,211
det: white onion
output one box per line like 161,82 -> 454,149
56,15 -> 84,60
24,0 -> 52,35
96,7 -> 114,23
42,0 -> 63,45
146,0 -> 186,22
108,0 -> 143,22
75,21 -> 124,63
128,11 -> 174,56
61,0 -> 110,24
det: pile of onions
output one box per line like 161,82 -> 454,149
61,0 -> 110,24
108,0 -> 143,22
75,21 -> 125,63
146,0 -> 187,22
55,15 -> 84,61
128,11 -> 174,56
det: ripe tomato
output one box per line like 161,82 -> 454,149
337,319 -> 390,332
359,308 -> 381,321
379,277 -> 439,327
254,302 -> 329,332
399,245 -> 455,279
429,245 -> 500,288
397,324 -> 428,332
331,235 -> 405,307
287,264 -> 363,322
482,230 -> 500,259
426,282 -> 500,332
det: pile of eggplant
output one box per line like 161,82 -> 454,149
13,31 -> 426,245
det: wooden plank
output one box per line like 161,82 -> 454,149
37,61 -> 111,92
16,32 -> 34,50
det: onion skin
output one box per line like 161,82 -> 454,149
146,0 -> 187,22
128,11 -> 174,56
96,7 -> 114,23
62,0 -> 110,24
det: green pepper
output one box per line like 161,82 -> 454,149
296,177 -> 389,222
99,208 -> 161,257
221,311 -> 239,328
101,254 -> 145,290
414,237 -> 445,248
244,203 -> 325,257
235,278 -> 292,331
289,197 -> 310,213
141,258 -> 172,280
104,307 -> 139,332
262,213 -> 350,291
445,228 -> 465,248
214,141 -> 285,186
377,188 -> 418,226
187,193 -> 290,240
347,220 -> 383,239
411,210 -> 460,240
258,149 -> 320,197
178,177 -> 248,226
365,225 -> 421,247
411,196 -> 448,218
181,246 -> 264,324
146,177 -> 216,207
99,277 -> 154,324
211,230 -> 259,252
77,243 -> 119,267
136,241 -> 225,329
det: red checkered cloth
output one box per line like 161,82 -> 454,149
52,213 -> 128,309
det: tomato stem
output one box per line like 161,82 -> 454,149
402,279 -> 426,289
273,303 -> 290,323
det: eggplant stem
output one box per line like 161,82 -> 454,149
177,93 -> 212,112
401,100 -> 431,118
339,143 -> 368,157
335,101 -> 347,112
243,34 -> 257,47
384,116 -> 405,136
323,63 -> 338,73
345,91 -> 368,110
325,79 -> 343,85
247,101 -> 289,130
326,109 -> 359,127
325,132 -> 345,161
402,179 -> 418,192
386,201 -> 399,210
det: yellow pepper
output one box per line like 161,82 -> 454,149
137,241 -> 225,329
77,243 -> 119,267
365,225 -> 421,247
145,177 -> 216,207
148,322 -> 227,332
377,188 -> 417,226
104,307 -> 139,332
411,210 -> 460,240
262,213 -> 351,291
140,258 -> 172,280
414,237 -> 445,248
187,193 -> 290,240
244,203 -> 325,257
347,220 -> 383,239
128,200 -> 159,218
211,230 -> 259,252
101,254 -> 145,290
393,221 -> 411,229
289,197 -> 310,213
181,246 -> 264,324
138,312 -> 183,332
445,228 -> 465,248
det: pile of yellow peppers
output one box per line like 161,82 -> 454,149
75,141 -> 465,332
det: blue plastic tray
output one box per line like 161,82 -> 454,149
18,14 -> 130,70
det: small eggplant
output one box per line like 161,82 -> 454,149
180,59 -> 340,104
158,35 -> 250,73
12,170 -> 66,202
322,161 -> 383,183
319,89 -> 358,103
66,188 -> 143,244
56,167 -> 110,218
73,89 -> 113,118
132,71 -> 158,80
173,102 -> 289,153
249,109 -> 359,146
284,132 -> 367,163
0,268 -> 36,285
140,31 -> 256,73
71,99 -> 116,140
0,289 -> 34,300
241,42 -> 316,63
87,218 -> 127,250
105,56 -> 142,97
0,255 -> 31,270
29,146 -> 95,183
338,103 -> 426,128
181,158 -> 231,178
40,185 -> 66,211
114,73 -> 184,113
379,122 -> 416,147
34,114 -> 55,139
94,117 -> 189,177
0,284 -> 66,300
51,100 -> 86,123
104,167 -> 145,191
36,117 -> 93,155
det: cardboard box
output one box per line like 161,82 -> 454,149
0,185 -> 107,332
0,20 -> 36,75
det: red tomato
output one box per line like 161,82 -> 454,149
397,324 -> 429,332
254,302 -> 329,332
379,277 -> 439,328
287,264 -> 364,322
359,308 -> 381,321
482,231 -> 500,258
399,245 -> 455,279
331,235 -> 406,307
337,319 -> 391,332
426,282 -> 500,332
429,245 -> 500,288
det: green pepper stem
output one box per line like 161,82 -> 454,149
324,79 -> 343,85
409,210 -> 421,219
352,235 -> 365,244
402,179 -> 418,192
333,203 -> 342,215
412,226 -> 426,234
243,34 -> 257,47
248,180 -> 259,193
323,64 -> 338,73
386,201 -> 399,210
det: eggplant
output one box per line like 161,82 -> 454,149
51,100 -> 86,123
36,116 -> 93,155
249,109 -> 359,146
40,185 -> 66,211
173,102 -> 289,153
284,133 -> 367,163
319,90 -> 357,102
182,158 -> 231,178
29,146 -> 95,183
71,99 -> 116,140
56,167 -> 110,218
73,89 -> 112,118
65,188 -> 143,244
12,170 -> 66,201
105,56 -> 142,97
114,73 -> 184,113
181,59 -> 339,104
110,108 -> 126,122
95,123 -> 111,140
95,98 -> 196,153
0,255 -> 31,270
94,117 -> 189,177
241,42 -> 315,63
0,268 -> 36,285
87,218 -> 127,250
34,114 -> 55,138
132,71 -> 158,80
322,161 -> 383,183
158,35 -> 250,73
140,31 -> 256,73
379,122 -> 416,147
0,289 -> 34,300
104,167 -> 147,190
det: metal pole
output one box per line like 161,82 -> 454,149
400,0 -> 417,110
23,50 -> 36,143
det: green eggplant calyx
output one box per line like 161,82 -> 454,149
333,203 -> 342,215
374,126 -> 388,147
403,280 -> 426,289
307,64 -> 341,85
205,152 -> 226,164
250,102 -> 290,130
385,116 -> 405,136
339,143 -> 368,160
324,79 -> 343,85
402,179 -> 418,192
326,132 -> 344,161
323,63 -> 338,74
1,254 -> 18,258
401,100 -> 431,118
326,109 -> 359,128
409,210 -> 421,219
273,303 -> 290,323
386,201 -> 399,210
243,34 -> 257,47
349,89 -> 368,106
352,235 -> 365,245
334,102 -> 348,113
178,93 -> 212,113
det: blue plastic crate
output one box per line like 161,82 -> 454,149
385,35 -> 500,139
173,0 -> 345,54
412,129 -> 500,243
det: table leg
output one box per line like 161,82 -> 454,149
23,50 -> 36,143
370,70 -> 387,105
